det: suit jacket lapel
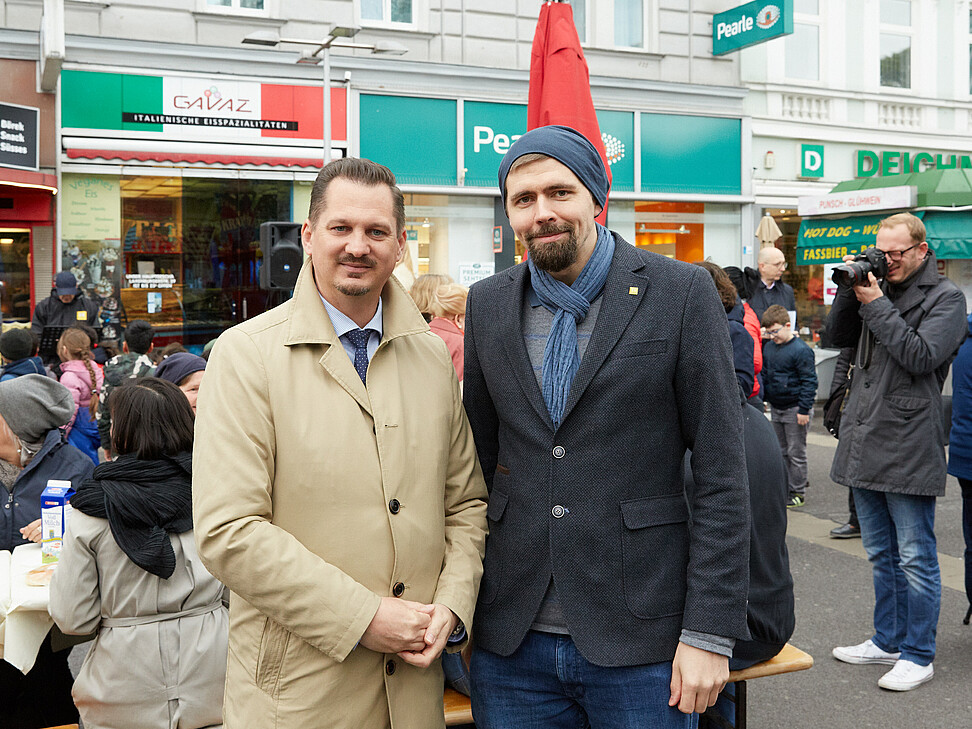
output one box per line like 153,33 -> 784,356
561,238 -> 648,424
500,266 -> 555,429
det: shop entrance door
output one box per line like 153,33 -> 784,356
0,228 -> 32,322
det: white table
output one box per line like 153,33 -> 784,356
0,544 -> 55,674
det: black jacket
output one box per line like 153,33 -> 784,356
0,428 -> 95,552
685,398 -> 794,667
728,301 -> 755,400
748,279 -> 796,322
31,293 -> 101,337
762,336 -> 818,414
464,235 -> 750,667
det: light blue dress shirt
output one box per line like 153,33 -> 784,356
319,294 -> 383,365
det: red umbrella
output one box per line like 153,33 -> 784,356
529,0 -> 611,225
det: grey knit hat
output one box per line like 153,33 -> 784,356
0,374 -> 75,442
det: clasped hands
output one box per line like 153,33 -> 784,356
359,596 -> 458,668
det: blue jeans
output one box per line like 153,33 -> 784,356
470,631 -> 697,729
852,488 -> 939,666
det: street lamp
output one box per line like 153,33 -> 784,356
243,27 -> 407,164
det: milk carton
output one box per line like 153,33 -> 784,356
41,480 -> 75,564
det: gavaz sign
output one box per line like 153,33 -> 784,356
712,0 -> 793,56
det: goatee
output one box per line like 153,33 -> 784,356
525,224 -> 578,273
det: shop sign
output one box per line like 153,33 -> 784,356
856,149 -> 972,177
796,241 -> 871,265
492,226 -> 503,253
797,185 -> 916,216
641,113 -> 742,195
126,273 -> 176,289
796,214 -> 886,264
596,109 -> 635,193
62,174 -> 121,240
712,0 -> 793,56
464,101 -> 527,188
800,144 -> 824,179
0,102 -> 39,172
458,262 -> 495,286
61,70 -> 347,143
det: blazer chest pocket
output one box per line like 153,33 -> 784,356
255,617 -> 291,698
612,338 -> 668,361
620,494 -> 690,619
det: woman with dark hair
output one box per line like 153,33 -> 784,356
49,378 -> 228,729
695,260 -> 756,400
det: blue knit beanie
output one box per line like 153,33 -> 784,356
497,125 -> 608,209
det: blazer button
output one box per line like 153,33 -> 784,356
385,660 -> 396,675
551,505 -> 566,518
393,582 -> 405,597
389,499 -> 401,514
552,445 -> 566,458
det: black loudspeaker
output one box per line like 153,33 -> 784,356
260,221 -> 303,290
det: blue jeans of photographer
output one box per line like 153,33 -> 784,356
853,488 -> 939,666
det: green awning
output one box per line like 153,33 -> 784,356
831,168 -> 972,207
796,214 -> 885,265
923,211 -> 972,259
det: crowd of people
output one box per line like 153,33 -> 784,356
0,124 -> 967,729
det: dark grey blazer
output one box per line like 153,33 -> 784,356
463,235 -> 751,667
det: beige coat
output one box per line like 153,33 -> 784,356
49,511 -> 228,729
192,261 -> 487,729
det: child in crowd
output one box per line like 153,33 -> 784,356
761,304 -> 818,508
155,352 -> 207,413
50,378 -> 227,729
57,327 -> 104,465
0,327 -> 46,381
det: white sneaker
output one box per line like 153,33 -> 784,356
878,659 -> 934,691
832,639 -> 901,665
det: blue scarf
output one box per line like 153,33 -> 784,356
529,224 -> 615,428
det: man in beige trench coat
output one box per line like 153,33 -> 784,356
193,157 -> 488,729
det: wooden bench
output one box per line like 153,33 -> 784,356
443,642 -> 813,728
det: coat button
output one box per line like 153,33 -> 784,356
393,582 -> 405,597
389,499 -> 401,514
864,381 -> 870,388
552,505 -> 566,518
552,445 -> 565,458
385,660 -> 396,675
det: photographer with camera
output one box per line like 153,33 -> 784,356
828,213 -> 966,691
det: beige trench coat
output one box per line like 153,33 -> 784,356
49,511 -> 228,729
192,261 -> 488,729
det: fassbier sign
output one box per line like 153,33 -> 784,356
712,0 -> 793,56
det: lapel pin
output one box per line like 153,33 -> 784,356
628,286 -> 639,295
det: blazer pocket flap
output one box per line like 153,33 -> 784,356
487,489 -> 509,521
621,494 -> 688,530
614,338 -> 668,359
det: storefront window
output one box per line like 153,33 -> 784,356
0,229 -> 31,321
768,209 -> 831,344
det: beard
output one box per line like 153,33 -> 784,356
525,223 -> 579,273
334,253 -> 377,297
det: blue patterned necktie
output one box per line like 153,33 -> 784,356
344,329 -> 374,383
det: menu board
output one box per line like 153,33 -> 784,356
62,175 -> 121,241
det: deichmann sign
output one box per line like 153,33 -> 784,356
797,185 -> 917,217
857,149 -> 972,177
712,0 -> 793,56
0,101 -> 39,171
800,144 -> 824,179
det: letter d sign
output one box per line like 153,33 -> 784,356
801,144 -> 824,178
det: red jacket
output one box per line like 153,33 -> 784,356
742,302 -> 763,397
429,317 -> 464,381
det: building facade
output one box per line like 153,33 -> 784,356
1,0 -> 755,344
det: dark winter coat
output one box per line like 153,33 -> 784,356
829,253 -> 967,496
0,428 -> 95,552
748,279 -> 796,322
728,302 -> 755,400
30,293 -> 101,337
947,315 -> 972,481
1,356 -> 47,382
762,336 -> 817,414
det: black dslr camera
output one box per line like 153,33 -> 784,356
831,246 -> 889,288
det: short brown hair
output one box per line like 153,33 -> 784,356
761,304 -> 790,329
110,378 -> 194,460
879,212 -> 925,243
309,157 -> 406,235
694,261 -> 737,313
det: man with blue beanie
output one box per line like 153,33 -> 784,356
463,125 -> 751,727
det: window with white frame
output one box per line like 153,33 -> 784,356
360,0 -> 412,25
968,6 -> 972,94
785,0 -> 821,81
614,0 -> 645,49
880,0 -> 912,88
573,0 -> 588,45
207,0 -> 264,9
